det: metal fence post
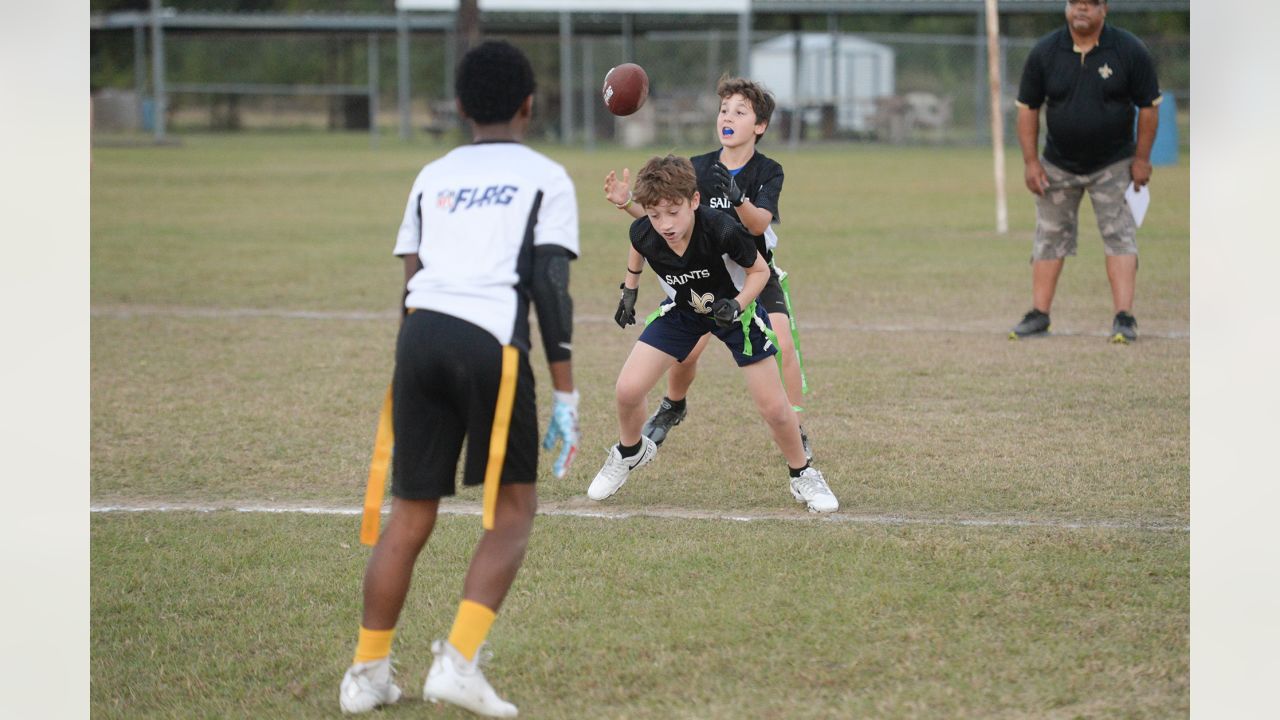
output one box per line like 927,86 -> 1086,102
582,37 -> 595,150
622,13 -> 634,62
368,32 -> 380,147
559,12 -> 573,145
133,23 -> 147,125
149,0 -> 166,140
397,10 -> 411,141
789,18 -> 802,149
829,13 -> 839,110
974,10 -> 987,145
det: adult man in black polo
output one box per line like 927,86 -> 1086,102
1009,0 -> 1161,343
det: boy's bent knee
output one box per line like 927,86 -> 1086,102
757,400 -> 793,429
615,377 -> 649,408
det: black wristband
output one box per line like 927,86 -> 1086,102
626,267 -> 643,275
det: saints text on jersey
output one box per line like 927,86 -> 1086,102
708,195 -> 749,210
436,185 -> 519,213
664,269 -> 711,286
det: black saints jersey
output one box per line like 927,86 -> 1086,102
690,149 -> 784,263
630,205 -> 760,316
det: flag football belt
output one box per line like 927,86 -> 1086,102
360,309 -> 514,545
773,264 -> 810,395
360,384 -> 395,546
360,367 -> 513,543
644,298 -> 779,366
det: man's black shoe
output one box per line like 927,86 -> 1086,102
1110,311 -> 1138,344
1009,309 -> 1051,339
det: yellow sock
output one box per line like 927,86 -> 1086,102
353,626 -> 395,665
447,599 -> 496,662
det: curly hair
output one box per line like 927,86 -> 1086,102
632,155 -> 698,208
455,41 -> 536,124
717,76 -> 776,142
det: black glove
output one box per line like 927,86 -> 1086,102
615,284 -> 638,328
711,161 -> 745,207
710,297 -> 741,329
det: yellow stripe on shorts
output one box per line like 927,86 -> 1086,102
481,345 -> 518,531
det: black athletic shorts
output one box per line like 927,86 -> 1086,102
391,310 -> 538,500
757,268 -> 789,317
638,302 -> 778,367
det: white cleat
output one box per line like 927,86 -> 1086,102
339,657 -> 403,714
790,466 -> 839,513
423,640 -> 519,718
587,437 -> 657,500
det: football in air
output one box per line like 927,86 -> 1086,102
601,63 -> 649,117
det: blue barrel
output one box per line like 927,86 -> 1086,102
141,98 -> 156,132
1149,91 -> 1178,166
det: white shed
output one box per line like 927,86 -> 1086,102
750,32 -> 895,133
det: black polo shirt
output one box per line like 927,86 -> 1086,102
690,149 -> 783,263
1017,24 -> 1161,175
629,205 -> 760,310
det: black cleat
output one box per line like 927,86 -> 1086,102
1009,309 -> 1051,340
799,424 -> 813,463
1110,311 -> 1138,344
641,397 -> 687,447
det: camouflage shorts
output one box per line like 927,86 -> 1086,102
1032,157 -> 1138,261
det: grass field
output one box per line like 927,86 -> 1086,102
91,133 -> 1189,718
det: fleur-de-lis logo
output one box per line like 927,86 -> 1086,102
1098,63 -> 1113,79
689,291 -> 714,314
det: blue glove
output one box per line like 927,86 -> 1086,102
541,390 -> 580,478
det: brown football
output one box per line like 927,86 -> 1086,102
601,63 -> 649,117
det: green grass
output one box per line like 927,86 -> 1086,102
90,310 -> 1188,524
91,133 -> 1189,717
92,512 -> 1187,719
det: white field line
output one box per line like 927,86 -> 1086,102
89,500 -> 1188,533
91,304 -> 1191,340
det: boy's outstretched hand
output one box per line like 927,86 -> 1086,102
710,162 -> 745,207
541,390 -> 580,478
604,168 -> 632,207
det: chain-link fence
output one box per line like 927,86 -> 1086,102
91,24 -> 1189,146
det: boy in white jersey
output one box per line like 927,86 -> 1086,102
339,41 -> 581,718
589,155 -> 837,513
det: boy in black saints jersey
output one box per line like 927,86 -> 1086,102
588,155 -> 837,513
340,41 -> 580,718
603,77 -> 812,459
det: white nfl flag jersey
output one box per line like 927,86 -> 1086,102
394,142 -> 580,347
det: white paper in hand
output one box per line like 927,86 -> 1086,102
1124,182 -> 1150,227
